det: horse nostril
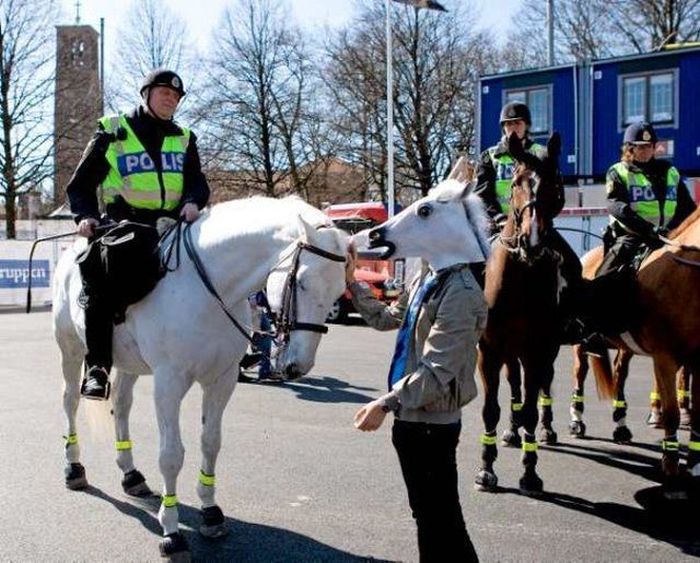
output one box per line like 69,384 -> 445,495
369,230 -> 380,241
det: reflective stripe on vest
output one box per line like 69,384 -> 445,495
489,143 -> 544,213
100,114 -> 190,211
612,162 -> 679,227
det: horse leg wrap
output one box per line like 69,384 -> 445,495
570,392 -> 585,419
480,432 -> 498,467
510,400 -> 523,428
661,437 -> 680,476
519,434 -> 543,495
688,435 -> 700,477
612,400 -> 627,425
521,434 -> 538,468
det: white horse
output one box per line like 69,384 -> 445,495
362,178 -> 491,269
53,196 -> 348,560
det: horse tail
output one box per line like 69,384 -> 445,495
589,351 -> 615,400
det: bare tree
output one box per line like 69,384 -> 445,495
201,0 -> 321,199
105,0 -> 192,113
607,0 -> 700,51
0,0 -> 59,238
324,0 -> 496,201
502,0 -> 700,71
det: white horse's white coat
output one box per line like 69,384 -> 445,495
362,179 -> 490,269
53,196 -> 348,550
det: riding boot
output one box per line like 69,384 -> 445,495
81,366 -> 111,400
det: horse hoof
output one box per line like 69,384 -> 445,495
612,426 -> 633,444
200,505 -> 228,538
519,472 -> 543,497
538,428 -> 558,445
645,411 -> 664,428
568,420 -> 586,438
159,532 -> 190,561
65,463 -> 88,490
122,469 -> 153,497
501,429 -> 521,448
474,470 -> 498,492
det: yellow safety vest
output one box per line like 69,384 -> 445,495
489,142 -> 544,213
612,162 -> 679,227
99,114 -> 190,211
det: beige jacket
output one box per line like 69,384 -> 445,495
349,264 -> 487,424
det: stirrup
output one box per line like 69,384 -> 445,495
80,367 -> 111,401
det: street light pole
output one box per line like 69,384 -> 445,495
384,0 -> 447,217
385,0 -> 395,218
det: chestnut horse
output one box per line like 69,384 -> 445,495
588,209 -> 700,498
475,133 -> 566,496
569,246 -> 692,443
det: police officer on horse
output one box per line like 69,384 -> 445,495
66,68 -> 210,400
597,121 -> 695,277
474,101 -> 583,340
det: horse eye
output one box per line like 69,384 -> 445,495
417,204 -> 432,218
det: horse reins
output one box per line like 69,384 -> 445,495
181,223 -> 345,355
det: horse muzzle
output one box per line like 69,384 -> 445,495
368,227 -> 396,260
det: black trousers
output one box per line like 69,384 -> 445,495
78,240 -> 114,372
392,420 -> 478,563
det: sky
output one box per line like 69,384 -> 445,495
60,0 -> 522,56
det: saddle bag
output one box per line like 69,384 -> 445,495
94,222 -> 164,323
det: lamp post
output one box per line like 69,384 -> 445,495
384,0 -> 447,217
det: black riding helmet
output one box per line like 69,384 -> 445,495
500,102 -> 531,127
623,121 -> 657,145
140,68 -> 186,99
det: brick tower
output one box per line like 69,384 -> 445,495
54,24 -> 102,207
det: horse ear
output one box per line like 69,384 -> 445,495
547,132 -> 561,162
297,215 -> 317,244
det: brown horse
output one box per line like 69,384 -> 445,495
475,133 -> 566,495
589,210 -> 700,498
569,246 -> 693,443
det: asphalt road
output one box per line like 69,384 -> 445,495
0,310 -> 698,562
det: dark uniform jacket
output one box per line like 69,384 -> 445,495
606,158 -> 695,237
474,136 -> 550,220
66,106 -> 210,224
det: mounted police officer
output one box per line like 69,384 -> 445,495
66,68 -> 210,400
597,121 -> 695,277
474,101 -> 583,342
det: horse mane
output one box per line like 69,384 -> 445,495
669,206 -> 700,239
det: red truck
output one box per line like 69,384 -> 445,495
323,202 -> 403,323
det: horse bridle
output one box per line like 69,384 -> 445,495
181,223 -> 345,354
274,240 -> 346,343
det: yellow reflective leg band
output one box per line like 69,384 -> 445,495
199,470 -> 216,487
677,389 -> 688,401
162,494 -> 178,508
64,433 -> 78,445
522,441 -> 538,452
662,440 -> 679,452
688,441 -> 700,452
612,400 -> 627,408
480,434 -> 497,446
511,402 -> 523,412
649,391 -> 661,401
571,394 -> 584,403
538,396 -> 553,407
115,440 -> 132,451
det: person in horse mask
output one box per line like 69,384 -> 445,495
597,121 -> 695,278
348,246 -> 486,562
66,68 -> 210,400
474,101 -> 583,341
